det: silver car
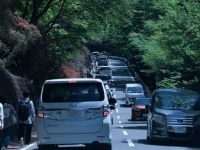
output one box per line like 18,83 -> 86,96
37,78 -> 116,150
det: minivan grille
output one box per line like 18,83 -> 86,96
167,116 -> 194,139
167,116 -> 193,125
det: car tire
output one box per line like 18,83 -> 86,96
131,115 -> 135,121
147,136 -> 155,144
85,144 -> 93,150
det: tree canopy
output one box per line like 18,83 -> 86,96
1,0 -> 200,93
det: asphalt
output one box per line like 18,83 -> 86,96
7,132 -> 37,150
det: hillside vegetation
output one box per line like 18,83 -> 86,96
0,0 -> 200,94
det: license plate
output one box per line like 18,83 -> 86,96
173,126 -> 187,133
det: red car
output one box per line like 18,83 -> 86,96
131,97 -> 151,120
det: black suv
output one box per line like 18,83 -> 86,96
147,88 -> 200,145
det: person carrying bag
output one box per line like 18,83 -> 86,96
2,97 -> 16,150
16,90 -> 35,147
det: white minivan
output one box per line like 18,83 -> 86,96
124,83 -> 145,105
37,78 -> 116,150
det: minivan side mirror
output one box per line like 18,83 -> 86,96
110,105 -> 115,110
146,105 -> 153,112
108,98 -> 117,105
145,104 -> 150,111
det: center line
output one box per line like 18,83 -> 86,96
123,131 -> 128,135
116,108 -> 119,113
127,139 -> 135,147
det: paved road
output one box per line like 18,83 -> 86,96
7,58 -> 200,150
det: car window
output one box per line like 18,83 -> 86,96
135,99 -> 151,105
95,76 -> 109,80
155,92 -> 200,110
127,86 -> 143,93
100,67 -> 111,71
42,82 -> 104,103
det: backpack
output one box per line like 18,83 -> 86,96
18,100 -> 30,121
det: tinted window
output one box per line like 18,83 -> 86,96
135,98 -> 151,105
42,82 -> 104,103
127,86 -> 143,93
155,92 -> 200,110
100,67 -> 111,71
95,76 -> 110,80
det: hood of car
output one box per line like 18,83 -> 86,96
155,108 -> 200,117
133,105 -> 145,110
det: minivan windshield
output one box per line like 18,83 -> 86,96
155,92 -> 200,110
42,82 -> 104,103
127,86 -> 143,93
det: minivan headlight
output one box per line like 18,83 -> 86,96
153,114 -> 166,124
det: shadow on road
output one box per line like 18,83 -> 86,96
123,125 -> 147,130
120,104 -> 132,107
137,139 -> 200,149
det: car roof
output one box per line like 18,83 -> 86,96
44,78 -> 103,84
92,51 -> 99,54
126,83 -> 142,87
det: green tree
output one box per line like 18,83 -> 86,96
129,0 -> 200,91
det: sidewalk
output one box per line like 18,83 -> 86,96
7,132 -> 37,150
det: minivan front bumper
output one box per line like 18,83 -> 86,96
151,120 -> 200,141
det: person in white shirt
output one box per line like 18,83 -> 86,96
2,97 -> 16,150
0,96 -> 4,149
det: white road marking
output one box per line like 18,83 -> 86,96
127,139 -> 135,147
117,115 -> 120,119
123,131 -> 128,135
116,108 -> 119,113
119,121 -> 122,124
120,125 -> 124,128
20,141 -> 37,150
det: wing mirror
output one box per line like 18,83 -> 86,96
108,98 -> 117,105
110,105 -> 115,110
145,104 -> 152,112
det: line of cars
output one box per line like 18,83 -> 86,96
90,51 -> 115,100
123,83 -> 151,121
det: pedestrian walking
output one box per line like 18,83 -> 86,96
0,96 -> 4,149
2,98 -> 16,150
16,90 -> 35,147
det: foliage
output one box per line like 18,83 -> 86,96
127,0 -> 200,91
2,0 -> 200,94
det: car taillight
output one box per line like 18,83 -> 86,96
90,105 -> 110,119
103,110 -> 109,116
38,113 -> 44,118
